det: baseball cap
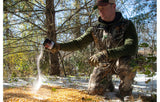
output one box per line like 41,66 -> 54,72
93,0 -> 115,10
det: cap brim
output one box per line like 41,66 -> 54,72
93,3 -> 108,10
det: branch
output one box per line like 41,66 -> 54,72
4,10 -> 44,13
57,0 -> 92,32
34,0 -> 45,9
3,50 -> 36,57
10,12 -> 47,33
55,0 -> 60,8
55,8 -> 77,12
28,1 -> 45,9
26,1 -> 45,25
4,32 -> 43,47
3,44 -> 36,49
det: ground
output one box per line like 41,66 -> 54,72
4,85 -> 104,102
3,73 -> 157,102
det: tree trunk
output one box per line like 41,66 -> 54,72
45,0 -> 60,75
74,0 -> 81,38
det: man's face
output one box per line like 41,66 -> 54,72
98,3 -> 116,21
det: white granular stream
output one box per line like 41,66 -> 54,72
33,46 -> 44,91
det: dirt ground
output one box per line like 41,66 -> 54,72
3,85 -> 105,102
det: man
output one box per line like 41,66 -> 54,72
43,0 -> 138,99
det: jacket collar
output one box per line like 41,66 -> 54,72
98,12 -> 123,25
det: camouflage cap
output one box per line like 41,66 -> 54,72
93,0 -> 115,10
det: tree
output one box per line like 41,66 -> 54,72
45,0 -> 60,75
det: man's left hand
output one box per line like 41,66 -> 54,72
88,50 -> 108,66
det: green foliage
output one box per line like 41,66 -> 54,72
84,98 -> 92,101
4,52 -> 36,78
52,88 -> 56,92
139,43 -> 149,47
134,42 -> 156,78
3,0 -> 46,78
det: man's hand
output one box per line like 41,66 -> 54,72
43,39 -> 54,49
88,50 -> 108,66
43,38 -> 60,53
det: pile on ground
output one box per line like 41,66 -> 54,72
4,85 -> 104,102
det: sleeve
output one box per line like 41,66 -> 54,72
107,21 -> 138,59
59,27 -> 94,51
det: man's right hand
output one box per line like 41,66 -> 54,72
43,39 -> 54,49
43,38 -> 60,53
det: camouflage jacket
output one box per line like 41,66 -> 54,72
59,12 -> 138,60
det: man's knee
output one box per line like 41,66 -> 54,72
119,71 -> 136,81
88,86 -> 106,95
88,67 -> 113,95
118,69 -> 136,97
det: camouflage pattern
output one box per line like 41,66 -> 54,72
117,57 -> 136,97
88,17 -> 136,96
91,17 -> 130,51
88,61 -> 116,95
57,12 -> 138,97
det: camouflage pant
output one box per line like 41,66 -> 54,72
88,57 -> 136,96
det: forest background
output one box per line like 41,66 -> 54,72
1,0 -> 159,101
